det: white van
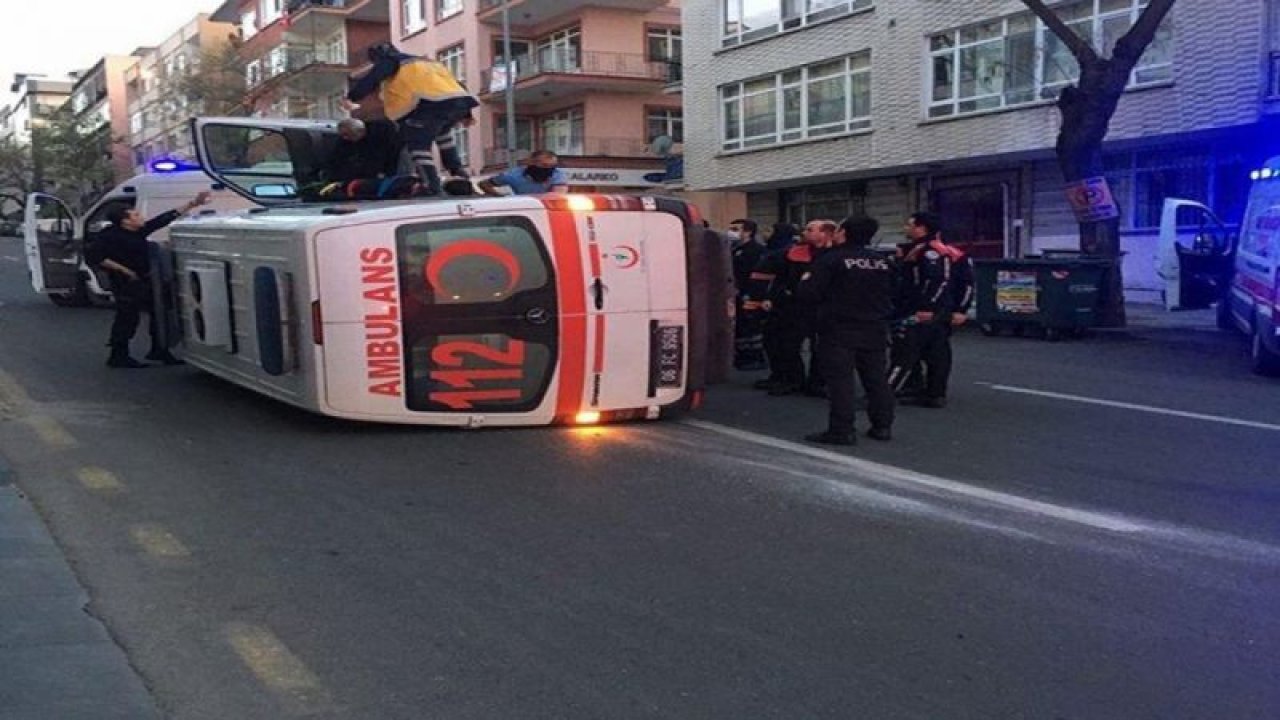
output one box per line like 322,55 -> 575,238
1162,155 -> 1280,376
23,168 -> 254,306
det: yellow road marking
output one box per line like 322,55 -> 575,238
128,524 -> 191,559
77,467 -> 124,493
226,623 -> 336,714
0,367 -> 33,418
26,415 -> 77,449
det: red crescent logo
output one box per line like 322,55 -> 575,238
424,239 -> 523,298
613,245 -> 640,269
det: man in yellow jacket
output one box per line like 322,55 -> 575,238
344,43 -> 479,195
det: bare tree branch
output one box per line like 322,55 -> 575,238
1112,0 -> 1175,69
1021,0 -> 1098,66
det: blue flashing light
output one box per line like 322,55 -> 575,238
1263,168 -> 1276,180
1251,170 -> 1263,181
150,158 -> 200,174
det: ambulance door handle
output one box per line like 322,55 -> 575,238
591,278 -> 605,310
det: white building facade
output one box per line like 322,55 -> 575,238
683,0 -> 1280,297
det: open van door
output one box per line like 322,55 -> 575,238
191,117 -> 340,205
23,193 -> 83,304
1158,199 -> 1234,311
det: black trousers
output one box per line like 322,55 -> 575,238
888,323 -> 953,400
400,105 -> 468,192
766,310 -> 817,387
820,332 -> 894,435
108,276 -> 159,352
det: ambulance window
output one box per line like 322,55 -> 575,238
396,217 -> 559,414
201,125 -> 297,199
396,217 -> 551,307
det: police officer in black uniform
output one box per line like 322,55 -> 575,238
887,211 -> 973,408
797,215 -> 898,446
91,192 -> 210,368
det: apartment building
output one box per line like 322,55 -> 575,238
4,74 -> 73,145
210,0 -> 391,120
684,0 -> 1280,297
387,0 -> 741,222
68,55 -> 145,184
125,14 -> 237,174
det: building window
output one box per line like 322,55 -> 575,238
540,108 -> 584,156
647,109 -> 683,143
402,0 -> 427,35
647,28 -> 682,62
259,0 -> 284,24
928,2 -> 1173,119
439,44 -> 465,80
782,183 -> 867,224
722,0 -> 872,48
438,0 -> 463,21
129,112 -> 143,135
494,116 -> 535,162
1102,149 -> 1249,231
719,51 -> 870,152
536,27 -> 581,72
241,11 -> 258,39
246,60 -> 262,89
451,126 -> 470,168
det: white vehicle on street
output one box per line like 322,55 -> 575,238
168,118 -> 733,426
1161,155 -> 1280,375
23,165 -> 253,306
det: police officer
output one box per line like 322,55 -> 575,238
728,219 -> 767,371
92,192 -> 211,368
887,211 -> 973,408
797,216 -> 897,446
748,219 -> 835,395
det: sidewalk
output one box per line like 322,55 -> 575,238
0,455 -> 161,720
1121,301 -> 1219,332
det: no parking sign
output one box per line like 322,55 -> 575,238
1064,177 -> 1120,223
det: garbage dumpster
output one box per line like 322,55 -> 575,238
973,257 -> 1110,341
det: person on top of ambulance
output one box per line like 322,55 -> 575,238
342,42 -> 478,196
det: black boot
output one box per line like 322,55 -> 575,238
107,346 -> 147,369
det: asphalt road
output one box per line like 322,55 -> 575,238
2,237 -> 1278,720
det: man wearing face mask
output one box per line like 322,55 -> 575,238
479,150 -> 569,195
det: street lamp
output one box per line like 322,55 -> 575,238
502,0 -> 517,170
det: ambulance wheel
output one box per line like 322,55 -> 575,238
1012,325 -> 1026,337
1250,325 -> 1280,377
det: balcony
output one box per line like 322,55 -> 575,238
245,43 -> 369,98
476,0 -> 668,27
281,0 -> 389,37
481,137 -> 654,168
480,51 -> 666,105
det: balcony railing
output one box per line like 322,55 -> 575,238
1269,51 -> 1280,99
287,0 -> 351,9
481,50 -> 666,92
246,44 -> 354,91
482,136 -> 655,167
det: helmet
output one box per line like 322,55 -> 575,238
367,42 -> 399,63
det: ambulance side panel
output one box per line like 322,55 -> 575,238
171,224 -> 320,409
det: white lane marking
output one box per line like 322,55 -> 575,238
682,419 -> 1147,533
0,255 -> 20,263
226,622 -> 336,714
77,466 -> 125,493
981,382 -> 1280,433
128,524 -> 191,559
678,420 -> 1280,563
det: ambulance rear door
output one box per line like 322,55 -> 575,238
567,204 -> 689,413
314,203 -> 563,425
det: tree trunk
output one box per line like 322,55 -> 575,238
1055,79 -> 1128,328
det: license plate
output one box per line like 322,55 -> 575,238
651,324 -> 684,389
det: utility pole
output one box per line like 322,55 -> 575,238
501,0 -> 517,170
